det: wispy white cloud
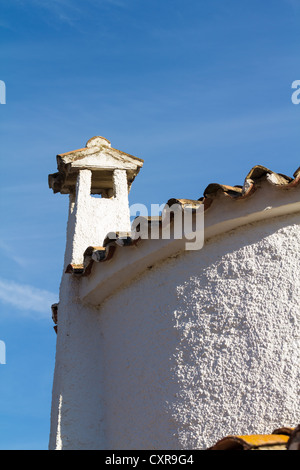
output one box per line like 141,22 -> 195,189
0,240 -> 30,268
0,278 -> 57,319
19,0 -> 81,26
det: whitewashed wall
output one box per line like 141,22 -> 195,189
50,212 -> 300,450
64,168 -> 131,267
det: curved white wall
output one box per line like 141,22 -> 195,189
97,212 -> 300,449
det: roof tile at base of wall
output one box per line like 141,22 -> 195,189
209,426 -> 299,450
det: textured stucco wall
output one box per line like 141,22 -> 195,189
49,273 -> 106,450
66,168 -> 131,267
49,168 -> 131,450
50,212 -> 300,450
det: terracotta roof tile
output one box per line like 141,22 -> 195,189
65,234 -> 137,276
209,433 -> 291,450
65,264 -> 85,275
272,427 -> 295,437
51,303 -> 59,335
287,425 -> 300,450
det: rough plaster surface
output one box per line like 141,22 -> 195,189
66,168 -> 131,266
50,212 -> 300,450
49,167 -> 131,449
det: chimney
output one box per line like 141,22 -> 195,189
49,136 -> 144,268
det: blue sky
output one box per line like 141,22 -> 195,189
0,0 -> 299,450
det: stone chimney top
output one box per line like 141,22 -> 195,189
48,136 -> 144,195
86,136 -> 112,148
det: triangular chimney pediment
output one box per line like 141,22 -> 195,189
48,136 -> 144,194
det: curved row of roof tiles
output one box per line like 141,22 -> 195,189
65,165 -> 300,276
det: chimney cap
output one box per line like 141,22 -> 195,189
86,136 -> 111,148
48,136 -> 144,194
